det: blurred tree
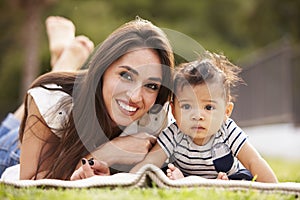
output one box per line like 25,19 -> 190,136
0,0 -> 56,119
13,0 -> 57,97
246,0 -> 300,46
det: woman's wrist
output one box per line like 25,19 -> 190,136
91,142 -> 115,167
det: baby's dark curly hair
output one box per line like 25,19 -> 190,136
173,50 -> 243,102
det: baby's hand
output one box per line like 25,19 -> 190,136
217,172 -> 229,180
166,163 -> 184,180
70,158 -> 110,180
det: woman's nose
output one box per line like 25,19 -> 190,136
127,86 -> 143,102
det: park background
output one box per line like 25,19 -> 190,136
0,0 -> 299,160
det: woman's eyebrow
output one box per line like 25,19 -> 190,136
119,66 -> 138,75
149,77 -> 162,83
119,66 -> 162,83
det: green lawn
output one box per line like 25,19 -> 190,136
1,158 -> 300,200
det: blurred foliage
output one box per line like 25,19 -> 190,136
0,0 -> 299,120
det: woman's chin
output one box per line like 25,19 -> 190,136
112,117 -> 135,127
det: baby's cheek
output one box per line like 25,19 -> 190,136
177,120 -> 190,134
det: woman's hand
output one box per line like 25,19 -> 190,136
70,158 -> 110,180
92,132 -> 157,166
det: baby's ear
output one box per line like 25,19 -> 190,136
170,101 -> 175,116
225,102 -> 234,117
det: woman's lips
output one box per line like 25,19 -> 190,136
117,100 -> 138,115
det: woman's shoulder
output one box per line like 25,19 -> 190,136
28,84 -> 68,95
27,84 -> 72,137
28,83 -> 69,94
28,84 -> 71,115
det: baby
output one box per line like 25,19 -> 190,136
130,51 -> 278,183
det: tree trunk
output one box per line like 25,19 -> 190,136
19,0 -> 44,97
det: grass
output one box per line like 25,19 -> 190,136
1,158 -> 300,200
266,158 -> 300,183
1,186 -> 297,200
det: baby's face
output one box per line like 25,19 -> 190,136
173,83 -> 231,145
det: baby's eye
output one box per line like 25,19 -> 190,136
205,105 -> 215,111
145,83 -> 160,91
120,71 -> 133,81
181,104 -> 191,110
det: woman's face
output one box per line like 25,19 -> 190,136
102,48 -> 163,127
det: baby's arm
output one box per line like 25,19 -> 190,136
237,141 -> 278,183
130,143 -> 168,173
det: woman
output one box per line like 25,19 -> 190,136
19,17 -> 174,180
0,16 -> 95,177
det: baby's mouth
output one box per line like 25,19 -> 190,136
191,125 -> 205,131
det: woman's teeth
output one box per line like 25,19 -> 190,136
118,101 -> 137,112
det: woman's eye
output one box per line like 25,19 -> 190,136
145,83 -> 160,91
120,71 -> 132,81
205,105 -> 215,111
181,104 -> 191,110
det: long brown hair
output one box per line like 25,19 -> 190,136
19,17 -> 174,180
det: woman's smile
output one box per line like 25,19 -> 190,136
116,99 -> 139,114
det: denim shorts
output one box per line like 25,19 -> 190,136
0,113 -> 20,176
0,113 -> 20,138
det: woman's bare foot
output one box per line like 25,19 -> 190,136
52,35 -> 94,71
46,16 -> 75,67
166,163 -> 184,180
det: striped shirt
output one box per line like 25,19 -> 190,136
157,118 -> 248,179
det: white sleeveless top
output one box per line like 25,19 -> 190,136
27,84 -> 72,138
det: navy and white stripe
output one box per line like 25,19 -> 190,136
157,118 -> 248,179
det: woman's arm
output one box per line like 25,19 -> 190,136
130,143 -> 167,173
70,132 -> 158,180
19,95 -> 59,180
237,141 -> 278,183
90,133 -> 157,167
